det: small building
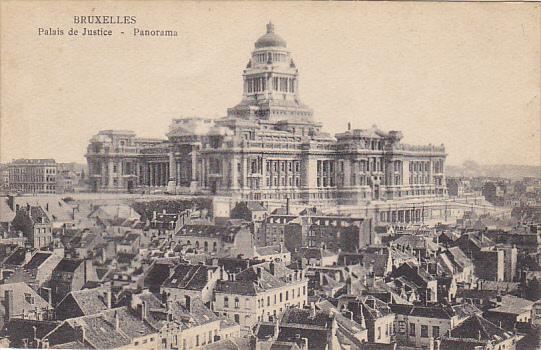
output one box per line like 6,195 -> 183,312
213,262 -> 308,332
49,258 -> 98,305
11,205 -> 53,249
161,263 -> 221,304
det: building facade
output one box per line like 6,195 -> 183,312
86,23 -> 447,206
8,159 -> 57,194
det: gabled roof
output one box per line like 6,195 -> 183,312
488,295 -> 534,315
246,202 -> 267,212
5,319 -> 59,347
24,252 -> 52,270
0,282 -> 50,317
162,264 -> 217,290
450,314 -> 512,342
58,307 -> 156,349
58,287 -> 110,317
29,206 -> 50,224
2,246 -> 29,266
54,258 -> 83,273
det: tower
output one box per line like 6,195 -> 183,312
227,22 -> 313,122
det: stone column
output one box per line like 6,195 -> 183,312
231,155 -> 239,190
163,163 -> 167,186
169,152 -> 176,182
191,147 -> 197,181
243,157 -> 249,190
108,160 -> 114,189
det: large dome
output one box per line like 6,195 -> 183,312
255,22 -> 287,49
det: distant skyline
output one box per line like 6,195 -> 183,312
1,2 -> 540,166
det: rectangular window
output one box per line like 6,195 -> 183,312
421,325 -> 428,338
409,323 -> 416,336
432,326 -> 440,338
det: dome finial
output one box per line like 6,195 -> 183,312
266,21 -> 274,34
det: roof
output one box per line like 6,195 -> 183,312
144,262 -> 174,289
488,295 -> 534,315
301,247 -> 337,260
439,337 -> 487,350
0,197 -> 15,222
216,262 -> 296,295
5,319 -> 59,347
450,314 -> 513,342
176,224 -> 243,242
392,234 -> 438,251
50,341 -> 87,349
201,338 -> 253,350
389,304 -> 454,319
60,287 -> 110,316
24,252 -> 52,270
88,205 -> 140,221
54,258 -> 83,273
2,246 -> 28,266
255,22 -> 287,48
29,206 -> 50,224
61,307 -> 155,349
446,246 -> 473,268
162,264 -> 217,290
0,282 -> 50,318
256,244 -> 289,256
247,202 -> 267,212
116,252 -> 137,265
281,308 -> 333,328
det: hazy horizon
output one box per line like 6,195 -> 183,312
1,2 -> 540,166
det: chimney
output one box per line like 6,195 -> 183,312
45,203 -> 49,212
310,302 -> 316,318
185,295 -> 191,312
348,122 -> 351,131
106,289 -> 112,309
256,267 -> 262,280
4,290 -> 13,321
163,209 -> 166,215
358,304 -> 366,328
152,211 -> 157,221
273,314 -> 280,340
114,310 -> 120,331
300,337 -> 309,350
25,251 -> 33,264
141,301 -> 147,321
78,325 -> 86,343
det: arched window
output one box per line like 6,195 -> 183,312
195,241 -> 200,249
235,298 -> 240,308
224,297 -> 229,308
204,241 -> 208,252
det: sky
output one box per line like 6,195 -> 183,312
1,1 -> 540,166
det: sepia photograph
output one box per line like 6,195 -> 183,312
0,1 -> 540,349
